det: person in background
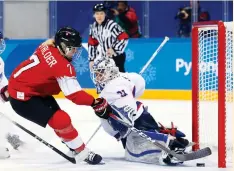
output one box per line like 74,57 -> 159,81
103,1 -> 117,20
175,1 -> 210,37
88,3 -> 129,74
111,1 -> 141,38
196,1 -> 210,22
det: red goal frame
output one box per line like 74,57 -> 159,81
192,21 -> 227,168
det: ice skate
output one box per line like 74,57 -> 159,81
63,141 -> 102,165
72,147 -> 102,165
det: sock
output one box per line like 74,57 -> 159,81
48,110 -> 85,152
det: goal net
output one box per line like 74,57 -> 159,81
192,21 -> 233,168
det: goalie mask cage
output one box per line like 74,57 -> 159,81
192,21 -> 233,168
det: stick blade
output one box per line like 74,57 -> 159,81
176,147 -> 212,162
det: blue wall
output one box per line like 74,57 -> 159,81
55,1 -> 233,38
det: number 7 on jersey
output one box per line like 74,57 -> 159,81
13,55 -> 40,78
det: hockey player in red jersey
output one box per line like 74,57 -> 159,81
5,27 -> 112,164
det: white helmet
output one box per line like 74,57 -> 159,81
91,58 -> 120,92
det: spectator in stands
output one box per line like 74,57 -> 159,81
103,1 -> 117,20
111,1 -> 141,38
175,1 -> 210,37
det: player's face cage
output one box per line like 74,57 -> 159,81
63,44 -> 83,61
91,66 -> 119,90
92,68 -> 106,84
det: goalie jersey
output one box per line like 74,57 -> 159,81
99,72 -> 146,138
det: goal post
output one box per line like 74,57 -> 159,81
192,21 -> 233,168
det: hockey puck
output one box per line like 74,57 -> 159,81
196,163 -> 205,167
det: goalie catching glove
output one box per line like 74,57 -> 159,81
91,98 -> 112,119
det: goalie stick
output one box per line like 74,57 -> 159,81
86,36 -> 170,145
109,106 -> 212,162
0,112 -> 76,164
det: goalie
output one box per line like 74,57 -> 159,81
91,58 -> 190,165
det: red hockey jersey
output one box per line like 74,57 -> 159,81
8,43 -> 94,105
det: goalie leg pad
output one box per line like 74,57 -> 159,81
125,131 -> 162,164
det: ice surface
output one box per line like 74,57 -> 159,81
0,99 -> 232,171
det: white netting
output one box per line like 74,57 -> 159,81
197,22 -> 233,167
224,22 -> 233,165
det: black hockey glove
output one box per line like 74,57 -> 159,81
91,98 -> 112,119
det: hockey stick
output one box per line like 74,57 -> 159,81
109,106 -> 212,162
86,36 -> 170,145
139,36 -> 169,74
86,124 -> 101,145
0,112 -> 76,164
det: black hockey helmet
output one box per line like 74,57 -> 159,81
93,3 -> 106,13
55,26 -> 82,61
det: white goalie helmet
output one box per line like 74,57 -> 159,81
91,58 -> 120,91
